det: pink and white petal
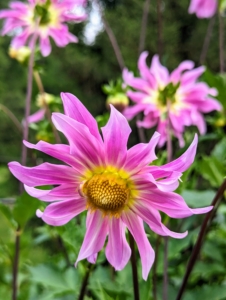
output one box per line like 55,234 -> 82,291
25,184 -> 79,202
52,113 -> 104,168
124,132 -> 160,174
132,201 -> 187,238
8,162 -> 76,187
24,140 -> 85,172
191,111 -> 206,134
170,61 -> 195,83
123,104 -> 147,120
102,105 -> 131,168
140,189 -> 213,218
87,253 -> 98,264
188,0 -> 199,14
40,36 -> 51,57
150,55 -> 169,87
138,51 -> 157,88
181,66 -> 205,86
127,90 -> 149,103
106,218 -> 131,270
160,134 -> 198,172
75,211 -> 108,265
36,198 -> 86,226
60,93 -> 102,142
24,108 -> 45,125
11,28 -> 30,48
122,211 -> 155,280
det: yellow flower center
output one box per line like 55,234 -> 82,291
80,172 -> 133,217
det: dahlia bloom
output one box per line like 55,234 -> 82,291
123,52 -> 221,147
8,93 -> 212,279
0,0 -> 87,56
188,0 -> 218,18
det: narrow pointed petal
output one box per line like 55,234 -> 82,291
76,211 -> 108,265
140,188 -> 213,218
24,140 -> 85,172
102,105 -> 131,167
124,132 -> 160,174
8,162 -> 76,187
60,93 -> 102,142
52,113 -> 104,168
133,201 -> 187,238
40,36 -> 51,57
37,198 -> 86,226
24,184 -> 79,202
106,218 -> 131,271
87,253 -> 98,264
138,51 -> 156,87
122,211 -> 155,280
160,134 -> 198,172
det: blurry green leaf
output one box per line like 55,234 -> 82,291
181,189 -> 215,207
202,241 -> 223,262
193,261 -> 225,277
184,285 -> 226,300
198,156 -> 225,187
0,166 -> 10,184
202,69 -> 226,110
212,137 -> 226,162
12,192 -> 39,228
0,203 -> 17,228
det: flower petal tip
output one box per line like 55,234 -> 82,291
36,209 -> 43,218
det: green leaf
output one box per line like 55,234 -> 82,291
198,156 -> 225,187
181,189 -> 215,207
12,192 -> 39,229
212,137 -> 226,162
0,203 -> 17,228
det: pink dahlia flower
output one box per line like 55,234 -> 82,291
8,93 -> 212,279
188,0 -> 218,18
123,52 -> 221,147
0,0 -> 87,56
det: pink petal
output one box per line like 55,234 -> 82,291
25,184 -> 79,202
160,134 -> 198,172
101,105 -> 131,168
106,218 -> 131,271
37,198 -> 86,226
170,60 -> 195,83
150,55 -> 169,87
60,93 -> 102,143
75,211 -> 108,265
181,66 -> 205,85
138,51 -> 156,88
24,140 -> 85,172
25,108 -> 45,124
40,36 -> 51,57
124,132 -> 160,174
140,188 -> 213,218
8,162 -> 76,187
122,211 -> 155,280
132,201 -> 187,238
87,253 -> 98,264
52,113 -> 104,168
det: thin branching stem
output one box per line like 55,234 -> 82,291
0,104 -> 22,133
94,0 -> 125,70
176,179 -> 226,300
78,263 -> 93,300
139,0 -> 151,54
219,12 -> 224,73
199,16 -> 216,65
33,71 -> 61,143
129,232 -> 140,300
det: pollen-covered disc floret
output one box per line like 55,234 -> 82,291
81,173 -> 130,216
8,92 -> 213,281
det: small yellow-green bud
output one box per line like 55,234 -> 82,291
106,93 -> 129,112
36,93 -> 55,108
8,46 -> 31,63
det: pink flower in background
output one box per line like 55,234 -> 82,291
188,0 -> 218,18
8,93 -> 212,279
123,52 -> 221,147
0,0 -> 87,56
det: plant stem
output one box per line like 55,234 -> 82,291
78,263 -> 93,300
219,12 -> 224,73
12,227 -> 20,300
33,71 -> 61,143
0,104 -> 22,133
176,179 -> 226,300
139,0 -> 151,54
199,16 -> 216,65
129,232 -> 140,300
21,30 -> 38,167
152,235 -> 161,300
157,0 -> 163,59
94,0 -> 125,70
